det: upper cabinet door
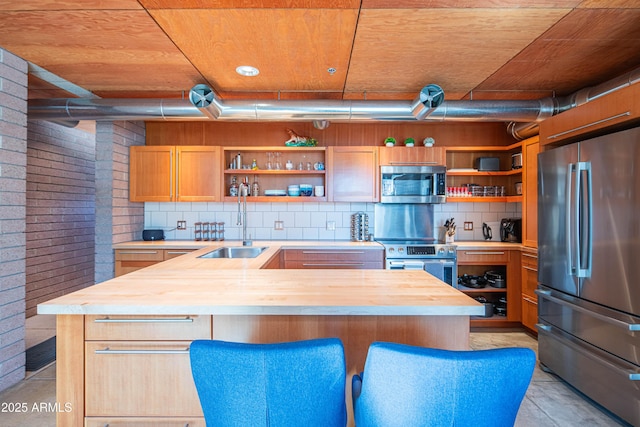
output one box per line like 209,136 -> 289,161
129,146 -> 175,202
522,136 -> 539,248
176,146 -> 221,202
379,146 -> 446,166
327,146 -> 379,202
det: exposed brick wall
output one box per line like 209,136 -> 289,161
95,121 -> 144,283
25,120 -> 96,317
0,48 -> 28,392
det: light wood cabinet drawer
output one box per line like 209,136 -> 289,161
115,249 -> 164,261
85,315 -> 211,341
164,249 -> 195,259
283,249 -> 383,262
85,417 -> 206,427
85,341 -> 203,417
457,250 -> 510,264
521,295 -> 538,332
521,252 -> 538,269
283,249 -> 384,269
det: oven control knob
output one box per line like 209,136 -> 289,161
388,247 -> 394,253
398,247 -> 404,253
438,248 -> 445,255
448,247 -> 456,254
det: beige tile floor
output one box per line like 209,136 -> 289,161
0,316 -> 629,427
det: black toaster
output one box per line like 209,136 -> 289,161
142,229 -> 165,241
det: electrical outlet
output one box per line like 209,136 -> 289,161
326,220 -> 336,231
274,220 -> 284,231
464,221 -> 473,231
177,220 -> 187,230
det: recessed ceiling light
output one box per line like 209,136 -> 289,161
236,66 -> 260,77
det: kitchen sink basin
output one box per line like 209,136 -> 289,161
198,246 -> 268,259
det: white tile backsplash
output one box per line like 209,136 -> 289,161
145,201 -> 519,242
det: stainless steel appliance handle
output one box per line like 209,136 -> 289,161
576,161 -> 592,278
566,163 -> 575,276
388,260 -> 425,270
94,316 -> 194,323
537,323 -> 640,380
536,289 -> 640,332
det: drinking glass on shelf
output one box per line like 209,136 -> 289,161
266,152 -> 273,170
275,152 -> 282,170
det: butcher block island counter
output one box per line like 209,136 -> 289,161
39,243 -> 483,427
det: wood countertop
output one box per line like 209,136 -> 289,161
39,242 -> 483,317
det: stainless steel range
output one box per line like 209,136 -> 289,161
374,204 -> 457,286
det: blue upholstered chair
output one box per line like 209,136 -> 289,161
189,337 -> 347,427
352,342 -> 536,427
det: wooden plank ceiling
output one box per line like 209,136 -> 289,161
0,0 -> 638,102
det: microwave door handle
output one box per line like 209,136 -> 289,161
576,161 -> 592,278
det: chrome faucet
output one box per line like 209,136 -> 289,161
237,183 -> 252,246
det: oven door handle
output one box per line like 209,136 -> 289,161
388,260 -> 425,270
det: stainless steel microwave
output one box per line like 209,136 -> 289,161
380,165 -> 447,203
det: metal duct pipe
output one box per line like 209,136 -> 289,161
28,97 -> 206,121
507,65 -> 640,140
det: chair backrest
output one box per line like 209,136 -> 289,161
353,341 -> 536,427
190,337 -> 347,427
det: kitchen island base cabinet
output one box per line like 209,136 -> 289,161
55,312 -> 470,426
283,248 -> 383,269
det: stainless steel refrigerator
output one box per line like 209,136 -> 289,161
537,126 -> 640,426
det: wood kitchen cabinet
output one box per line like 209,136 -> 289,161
327,146 -> 379,202
446,142 -> 523,203
221,147 -> 326,202
115,248 -> 195,276
520,250 -> 538,334
379,146 -> 446,166
539,83 -> 640,146
129,146 -> 221,202
456,248 -> 521,327
522,136 -> 539,248
282,248 -> 384,269
84,315 -> 210,425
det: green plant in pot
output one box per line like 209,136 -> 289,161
384,137 -> 396,147
404,137 -> 415,147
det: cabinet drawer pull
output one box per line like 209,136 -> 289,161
388,161 -> 439,165
95,347 -> 190,355
522,253 -> 537,259
522,266 -> 538,272
94,316 -> 194,323
117,250 -> 160,255
547,111 -> 631,140
302,263 -> 365,267
166,251 -> 191,255
463,251 -> 505,255
522,295 -> 537,304
301,251 -> 365,254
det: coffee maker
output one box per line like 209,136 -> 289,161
500,218 -> 522,242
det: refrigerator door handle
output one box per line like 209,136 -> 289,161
566,163 -> 576,276
576,161 -> 592,278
